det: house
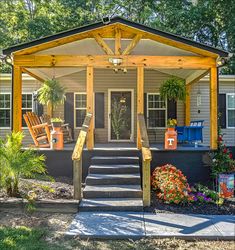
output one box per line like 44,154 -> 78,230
1,17 -> 233,209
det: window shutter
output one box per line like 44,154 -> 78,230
167,100 -> 177,120
144,93 -> 147,122
33,93 -> 43,116
64,93 -> 74,137
218,94 -> 226,128
95,92 -> 105,128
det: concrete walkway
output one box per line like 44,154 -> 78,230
66,212 -> 235,240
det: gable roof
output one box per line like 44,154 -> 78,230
3,16 -> 229,57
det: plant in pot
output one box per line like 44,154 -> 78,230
160,77 -> 186,102
37,78 -> 66,117
210,128 -> 235,197
51,117 -> 63,129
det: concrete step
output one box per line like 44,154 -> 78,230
83,185 -> 142,198
79,198 -> 143,212
86,174 -> 140,185
89,164 -> 140,174
91,156 -> 139,165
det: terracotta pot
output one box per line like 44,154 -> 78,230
165,127 -> 177,150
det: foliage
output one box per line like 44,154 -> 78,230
160,77 -> 186,102
38,79 -> 66,115
51,117 -> 63,123
210,128 -> 235,178
190,183 -> 222,204
152,164 -> 193,204
0,132 -> 46,197
167,118 -> 177,128
111,98 -> 127,140
0,226 -> 62,250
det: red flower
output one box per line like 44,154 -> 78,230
218,136 -> 223,142
229,153 -> 233,159
223,148 -> 228,154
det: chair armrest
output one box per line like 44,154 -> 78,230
32,123 -> 49,129
61,123 -> 69,127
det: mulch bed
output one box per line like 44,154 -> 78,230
145,191 -> 235,215
0,177 -> 74,200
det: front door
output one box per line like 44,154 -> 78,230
108,90 -> 133,141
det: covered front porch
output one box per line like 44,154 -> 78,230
4,16 -> 225,150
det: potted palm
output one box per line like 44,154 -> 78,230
37,78 -> 66,117
160,77 -> 186,102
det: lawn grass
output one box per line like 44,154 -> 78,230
0,227 -> 62,250
0,226 -> 234,250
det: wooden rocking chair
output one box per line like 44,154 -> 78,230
23,112 -> 50,148
40,114 -> 73,143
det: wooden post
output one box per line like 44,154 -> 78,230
86,66 -> 94,149
142,159 -> 151,207
185,84 -> 191,125
12,66 -> 22,132
210,67 -> 218,150
73,158 -> 82,200
137,66 -> 144,149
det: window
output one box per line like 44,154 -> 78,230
0,94 -> 11,128
147,93 -> 166,128
22,94 -> 33,127
75,93 -> 86,128
227,94 -> 235,128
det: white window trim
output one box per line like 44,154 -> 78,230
0,92 -> 11,129
226,93 -> 235,129
22,93 -> 33,129
147,93 -> 167,129
74,92 -> 87,129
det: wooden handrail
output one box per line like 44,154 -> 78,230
72,113 -> 92,200
137,113 -> 152,207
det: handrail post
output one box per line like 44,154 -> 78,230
73,157 -> 82,200
142,158 -> 151,207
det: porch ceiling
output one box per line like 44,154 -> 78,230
35,38 -> 196,56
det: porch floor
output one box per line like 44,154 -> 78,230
28,142 -> 210,151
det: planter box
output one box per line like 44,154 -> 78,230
0,198 -> 79,213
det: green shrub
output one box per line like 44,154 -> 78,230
0,132 -> 46,197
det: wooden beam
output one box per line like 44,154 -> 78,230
12,66 -> 22,132
93,33 -> 114,55
115,27 -> 121,55
122,34 -> 142,55
14,55 -> 216,69
137,66 -> 144,149
186,70 -> 209,86
86,66 -> 94,150
118,23 -> 219,58
210,67 -> 218,150
185,85 -> 191,126
22,68 -> 44,82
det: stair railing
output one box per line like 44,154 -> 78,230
137,113 -> 152,207
72,113 -> 93,200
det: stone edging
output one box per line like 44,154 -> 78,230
0,198 -> 79,213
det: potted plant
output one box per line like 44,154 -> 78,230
165,119 -> 177,150
160,77 -> 186,102
51,117 -> 63,129
210,128 -> 235,197
37,78 -> 66,117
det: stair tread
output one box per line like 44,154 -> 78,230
84,185 -> 142,192
92,156 -> 139,160
80,198 -> 143,207
90,164 -> 139,168
87,173 -> 140,179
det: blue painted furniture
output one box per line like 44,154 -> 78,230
176,120 -> 204,143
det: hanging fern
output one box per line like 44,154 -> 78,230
160,77 -> 186,102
